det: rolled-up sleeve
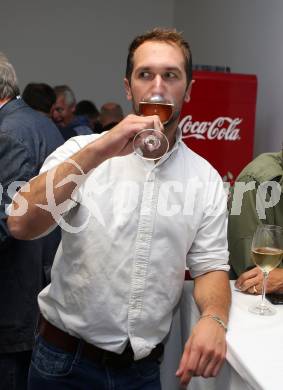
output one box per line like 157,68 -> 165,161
186,168 -> 230,278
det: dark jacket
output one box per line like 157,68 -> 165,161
0,98 -> 64,353
58,115 -> 93,141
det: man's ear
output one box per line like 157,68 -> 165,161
124,78 -> 132,101
184,80 -> 195,103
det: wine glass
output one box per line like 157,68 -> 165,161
249,224 -> 283,316
133,95 -> 172,160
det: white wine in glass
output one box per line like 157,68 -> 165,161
133,95 -> 172,160
249,225 -> 283,316
252,247 -> 283,273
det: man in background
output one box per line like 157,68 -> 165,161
0,53 -> 63,390
22,81 -> 64,285
52,85 -> 93,140
75,99 -> 102,133
22,82 -> 56,118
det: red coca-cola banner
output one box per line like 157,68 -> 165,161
179,71 -> 257,183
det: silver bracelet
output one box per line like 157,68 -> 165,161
200,314 -> 228,332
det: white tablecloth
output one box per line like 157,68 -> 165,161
160,281 -> 283,390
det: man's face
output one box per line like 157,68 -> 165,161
51,94 -> 75,127
124,41 -> 192,128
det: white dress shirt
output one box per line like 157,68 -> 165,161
38,129 -> 229,360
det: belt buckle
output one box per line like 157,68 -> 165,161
102,349 -> 132,368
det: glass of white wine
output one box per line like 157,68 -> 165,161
249,224 -> 283,316
133,94 -> 172,160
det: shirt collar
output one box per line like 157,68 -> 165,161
148,126 -> 182,168
172,126 -> 183,150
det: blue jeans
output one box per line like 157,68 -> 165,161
0,351 -> 32,390
28,335 -> 161,390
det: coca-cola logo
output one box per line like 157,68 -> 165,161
179,115 -> 242,141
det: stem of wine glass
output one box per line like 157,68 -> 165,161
261,270 -> 269,309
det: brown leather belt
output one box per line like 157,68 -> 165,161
38,315 -> 163,368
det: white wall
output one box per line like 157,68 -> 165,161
1,0 -> 174,114
175,0 -> 283,156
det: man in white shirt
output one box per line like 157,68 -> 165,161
8,28 -> 231,389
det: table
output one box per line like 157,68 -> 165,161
160,281 -> 283,390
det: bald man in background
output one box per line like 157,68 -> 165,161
100,102 -> 124,131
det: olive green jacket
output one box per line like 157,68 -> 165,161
228,152 -> 283,277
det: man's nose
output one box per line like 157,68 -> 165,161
151,75 -> 165,94
52,110 -> 60,121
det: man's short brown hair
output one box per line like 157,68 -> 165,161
125,27 -> 192,86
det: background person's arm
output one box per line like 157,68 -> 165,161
228,179 -> 260,277
228,176 -> 282,284
235,265 -> 283,294
0,133 -> 35,250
